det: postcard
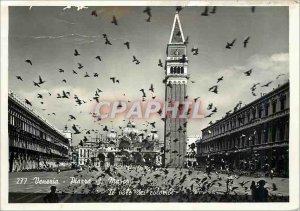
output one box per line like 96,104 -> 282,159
0,1 -> 299,210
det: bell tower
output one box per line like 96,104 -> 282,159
164,12 -> 188,167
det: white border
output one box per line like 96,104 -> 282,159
1,1 -> 299,210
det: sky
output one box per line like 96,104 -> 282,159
8,6 -> 289,146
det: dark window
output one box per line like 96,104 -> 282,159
242,115 -> 245,124
245,138 -> 249,147
180,67 -> 184,74
272,101 -> 277,114
252,109 -> 256,120
249,136 -> 253,146
170,67 -> 174,74
257,132 -> 261,145
258,108 -> 262,118
264,104 -> 269,117
263,129 -> 268,143
247,113 -> 250,122
280,97 -> 286,110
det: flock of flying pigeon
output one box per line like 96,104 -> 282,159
203,32 -> 286,121
51,164 -> 287,202
16,6 -> 287,142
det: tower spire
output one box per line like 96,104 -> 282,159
164,13 -> 188,168
169,12 -> 185,44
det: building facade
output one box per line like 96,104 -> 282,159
196,82 -> 289,177
164,12 -> 188,167
62,125 -> 73,161
186,135 -> 200,167
77,121 -> 161,169
71,145 -> 79,166
78,139 -> 100,167
8,91 -> 70,172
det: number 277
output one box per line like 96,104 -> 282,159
16,177 -> 27,184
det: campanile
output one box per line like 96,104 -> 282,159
164,12 -> 188,167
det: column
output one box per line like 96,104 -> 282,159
239,136 -> 242,148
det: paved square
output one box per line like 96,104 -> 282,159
9,167 -> 289,202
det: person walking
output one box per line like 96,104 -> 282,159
255,180 -> 269,202
250,181 -> 257,201
44,186 -> 59,203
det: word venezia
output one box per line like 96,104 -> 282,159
93,100 -> 204,120
33,177 -> 59,185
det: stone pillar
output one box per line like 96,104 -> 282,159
27,157 -> 31,170
239,136 -> 243,148
261,130 -> 265,145
254,131 -> 258,145
30,155 -> 34,169
12,158 -> 15,172
20,155 -> 24,171
17,153 -> 21,171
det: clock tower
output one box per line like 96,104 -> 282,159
164,12 -> 188,167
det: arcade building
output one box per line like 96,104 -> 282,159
196,82 -> 289,177
8,91 -> 70,172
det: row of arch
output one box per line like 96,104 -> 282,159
170,66 -> 184,74
167,80 -> 187,85
97,151 -> 156,166
118,139 -> 156,151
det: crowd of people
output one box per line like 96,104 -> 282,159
201,155 -> 288,180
